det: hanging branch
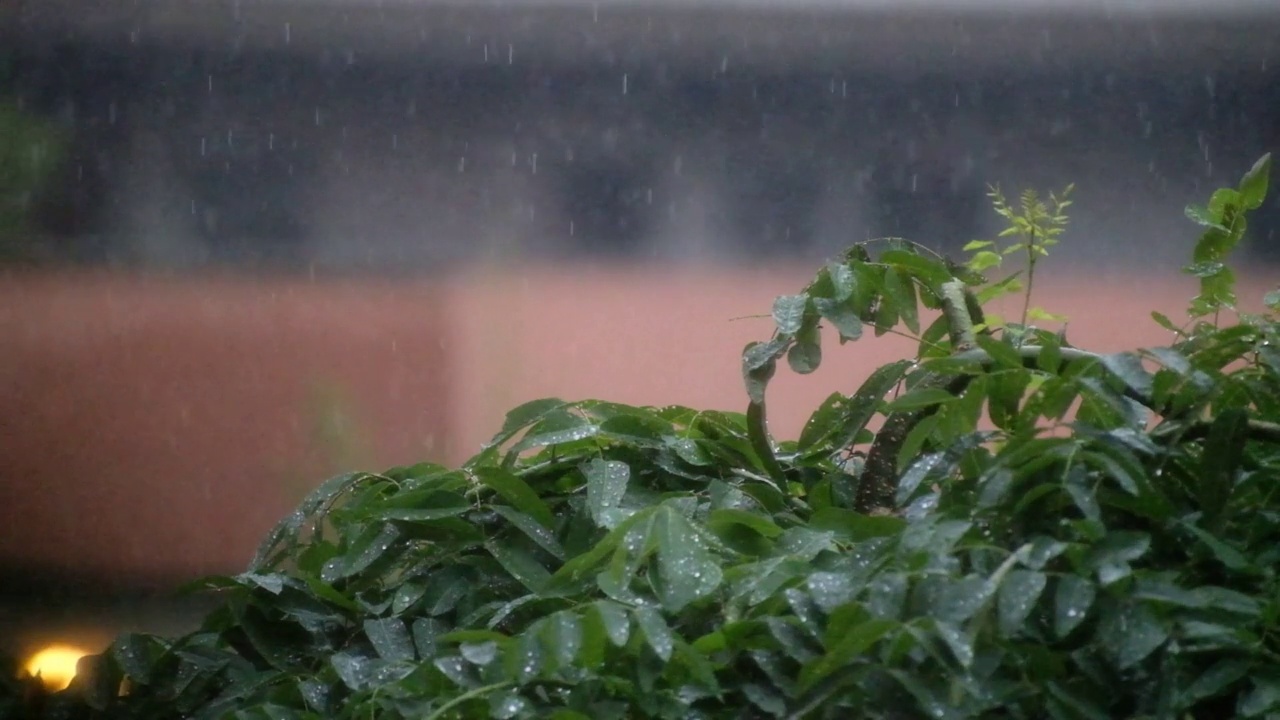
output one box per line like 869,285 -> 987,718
854,281 -> 985,514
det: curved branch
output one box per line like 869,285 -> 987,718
854,284 -> 987,514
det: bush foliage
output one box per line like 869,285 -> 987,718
6,155 -> 1280,720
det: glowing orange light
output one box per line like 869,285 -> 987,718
24,644 -> 90,690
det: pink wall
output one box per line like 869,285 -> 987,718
0,265 -> 1272,585
0,274 -> 452,586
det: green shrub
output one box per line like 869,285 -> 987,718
7,155 -> 1280,720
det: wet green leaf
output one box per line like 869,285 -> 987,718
654,507 -> 723,611
1098,352 -> 1153,398
1198,408 -> 1248,525
364,618 -> 415,662
1099,602 -> 1167,669
1054,575 -> 1095,638
491,505 -> 566,560
1237,152 -> 1271,210
1240,674 -> 1280,716
772,294 -> 809,335
813,296 -> 863,342
883,387 -> 958,412
997,569 -> 1047,638
801,617 -> 896,692
882,267 -> 919,334
486,540 -> 552,594
632,606 -> 675,661
585,459 -> 630,528
787,327 -> 822,374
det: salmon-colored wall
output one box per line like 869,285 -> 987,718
0,274 -> 452,587
1,265 -> 1273,587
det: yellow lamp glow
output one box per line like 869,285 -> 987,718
24,644 -> 90,690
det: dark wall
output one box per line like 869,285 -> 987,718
4,27 -> 1279,270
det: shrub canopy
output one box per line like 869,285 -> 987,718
5,155 -> 1280,720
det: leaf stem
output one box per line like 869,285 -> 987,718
425,681 -> 514,720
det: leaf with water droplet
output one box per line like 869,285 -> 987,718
633,606 -> 675,661
882,267 -> 919,334
237,572 -> 287,595
787,330 -> 822,374
391,580 -> 428,615
813,297 -> 863,342
336,523 -> 401,580
997,569 -> 1047,638
489,693 -> 528,720
884,388 -> 957,413
933,621 -> 974,668
865,573 -> 908,620
1237,152 -> 1270,209
827,261 -> 856,301
801,616 -> 896,692
653,508 -> 722,612
1185,205 -> 1228,231
458,640 -> 498,666
514,423 -> 600,452
592,600 -> 631,647
728,556 -> 806,606
665,435 -> 712,466
110,634 -> 163,685
475,466 -> 554,528
364,617 -> 415,662
491,505 -> 566,561
432,655 -> 475,688
1099,601 -> 1168,669
772,294 -> 808,335
542,611 -> 584,669
585,459 -> 630,528
1054,575 -> 1095,639
806,572 -> 859,614
507,631 -> 544,683
412,617 -> 445,659
332,652 -> 374,690
933,575 -> 992,624
486,540 -> 551,594
485,398 -> 569,448
1084,531 -> 1151,572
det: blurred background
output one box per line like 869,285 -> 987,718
1,0 -> 1278,678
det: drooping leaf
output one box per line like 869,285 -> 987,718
802,360 -> 913,456
882,267 -> 919,334
813,296 -> 863,342
787,326 -> 823,374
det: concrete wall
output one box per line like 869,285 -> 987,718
3,2 -> 1279,271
